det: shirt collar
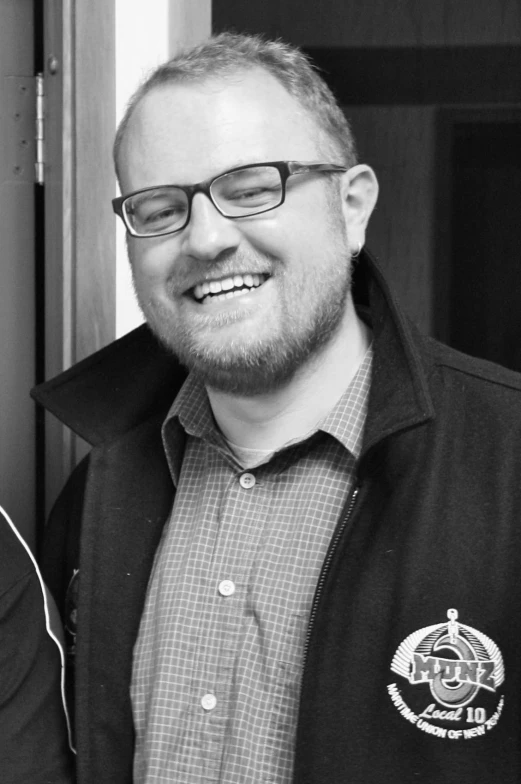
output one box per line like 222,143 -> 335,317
162,346 -> 373,486
318,343 -> 372,459
161,372 -> 217,485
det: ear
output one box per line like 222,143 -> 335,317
339,164 -> 379,254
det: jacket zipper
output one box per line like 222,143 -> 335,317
302,483 -> 361,668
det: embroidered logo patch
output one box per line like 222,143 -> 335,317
388,609 -> 505,740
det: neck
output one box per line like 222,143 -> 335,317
207,302 -> 371,452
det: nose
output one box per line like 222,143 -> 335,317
180,192 -> 241,262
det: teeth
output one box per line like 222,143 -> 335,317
193,273 -> 266,302
221,277 -> 234,291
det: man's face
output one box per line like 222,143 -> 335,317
118,69 -> 354,395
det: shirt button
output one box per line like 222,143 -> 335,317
201,693 -> 217,711
218,579 -> 236,597
239,472 -> 256,489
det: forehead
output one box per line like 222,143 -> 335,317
118,68 -> 323,191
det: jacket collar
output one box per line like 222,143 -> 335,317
31,324 -> 186,446
31,250 -> 434,449
357,251 -> 435,454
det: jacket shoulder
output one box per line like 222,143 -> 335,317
424,335 -> 521,394
0,507 -> 35,597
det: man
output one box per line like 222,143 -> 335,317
0,505 -> 74,783
34,33 -> 521,784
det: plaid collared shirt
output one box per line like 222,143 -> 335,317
131,347 -> 372,783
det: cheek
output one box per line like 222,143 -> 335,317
128,256 -> 153,295
129,245 -> 172,291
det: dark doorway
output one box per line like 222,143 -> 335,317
436,113 -> 521,372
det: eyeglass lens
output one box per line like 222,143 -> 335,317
124,165 -> 284,235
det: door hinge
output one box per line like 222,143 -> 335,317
35,73 -> 45,185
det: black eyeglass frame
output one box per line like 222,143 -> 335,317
112,160 -> 347,238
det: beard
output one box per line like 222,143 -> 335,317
148,273 -> 352,396
135,202 -> 354,397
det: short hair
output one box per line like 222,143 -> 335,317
113,32 -> 357,178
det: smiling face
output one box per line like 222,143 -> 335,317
118,68 -> 362,395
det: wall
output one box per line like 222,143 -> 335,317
213,0 -> 521,47
115,0 -> 170,338
346,106 -> 435,332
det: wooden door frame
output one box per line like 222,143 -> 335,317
43,0 -> 117,515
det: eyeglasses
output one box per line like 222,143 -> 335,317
112,160 -> 347,238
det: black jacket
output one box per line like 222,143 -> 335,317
0,506 -> 74,783
33,251 -> 521,783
